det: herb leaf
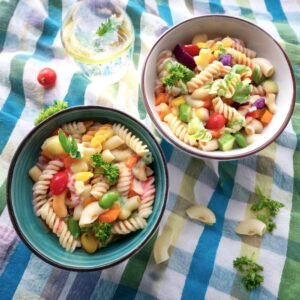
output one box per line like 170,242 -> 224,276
81,222 -> 112,244
96,15 -> 120,37
58,129 -> 81,159
251,186 -> 284,232
34,100 -> 68,125
162,62 -> 195,88
91,152 -> 120,185
233,255 -> 264,291
232,81 -> 251,103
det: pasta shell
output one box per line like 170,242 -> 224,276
79,202 -> 107,226
153,232 -> 174,264
235,219 -> 267,236
186,205 -> 216,225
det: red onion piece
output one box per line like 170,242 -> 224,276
252,97 -> 266,109
173,44 -> 196,70
219,54 -> 232,66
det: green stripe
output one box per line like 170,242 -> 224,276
236,0 -> 255,19
114,232 -> 157,296
0,179 -> 7,214
0,0 -> 19,51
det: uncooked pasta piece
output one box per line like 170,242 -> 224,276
235,219 -> 267,236
186,205 -> 216,225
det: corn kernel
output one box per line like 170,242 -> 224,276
73,172 -> 94,182
171,96 -> 186,107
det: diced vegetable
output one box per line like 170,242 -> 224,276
179,103 -> 192,123
218,133 -> 236,151
211,130 -> 222,139
252,97 -> 266,109
99,191 -> 120,209
81,232 -> 98,254
173,44 -> 196,70
41,135 -> 67,159
63,156 -> 78,169
205,114 -> 226,130
156,103 -> 170,120
232,82 -> 251,103
155,92 -> 168,105
219,54 -> 232,66
192,33 -> 208,44
67,218 -> 81,238
82,196 -> 98,208
194,48 -> 213,69
246,109 -> 264,119
125,155 -> 140,168
234,132 -> 248,148
98,205 -> 120,223
260,109 -> 273,125
171,95 -> 186,107
73,172 -> 93,182
262,80 -> 278,94
50,171 -> 68,195
183,44 -> 200,56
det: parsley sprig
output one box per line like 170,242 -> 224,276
162,61 -> 195,88
251,187 -> 284,232
233,255 -> 264,291
91,152 -> 120,185
34,100 -> 68,125
58,129 -> 81,159
81,222 -> 112,245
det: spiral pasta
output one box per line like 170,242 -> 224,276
250,85 -> 265,96
227,48 -> 253,68
187,60 -> 223,92
164,113 -> 197,146
116,163 -> 132,197
62,121 -> 87,143
212,97 -> 245,122
33,160 -> 64,215
112,216 -> 147,235
231,40 -> 256,58
138,177 -> 155,219
112,123 -> 149,156
39,201 -> 79,252
90,175 -> 110,199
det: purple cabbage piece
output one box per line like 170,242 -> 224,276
173,44 -> 196,70
219,54 -> 232,66
252,97 -> 266,109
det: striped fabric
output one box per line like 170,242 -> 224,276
0,0 -> 299,299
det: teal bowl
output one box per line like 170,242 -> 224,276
7,105 -> 169,271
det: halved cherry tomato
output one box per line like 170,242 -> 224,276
50,170 -> 69,195
37,67 -> 57,89
183,44 -> 200,56
205,114 -> 226,130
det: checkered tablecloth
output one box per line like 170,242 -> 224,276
0,0 -> 300,299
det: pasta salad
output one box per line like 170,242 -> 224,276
29,121 -> 155,253
155,34 -> 278,152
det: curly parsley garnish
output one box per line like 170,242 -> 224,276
81,222 -> 112,245
233,255 -> 264,291
34,100 -> 68,125
58,129 -> 81,159
162,61 -> 195,88
91,152 -> 120,185
251,186 -> 284,232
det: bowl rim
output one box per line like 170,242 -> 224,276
141,14 -> 296,160
7,105 -> 169,271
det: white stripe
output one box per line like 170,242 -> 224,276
221,0 -> 241,15
167,0 -> 193,25
57,272 -> 77,300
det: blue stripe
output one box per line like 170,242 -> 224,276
66,271 -> 101,300
156,0 -> 173,27
182,161 -> 238,299
264,0 -> 287,22
209,0 -> 225,14
64,73 -> 90,106
0,0 -> 62,154
91,279 -> 118,300
0,242 -> 31,299
112,284 -> 137,300
161,139 -> 174,162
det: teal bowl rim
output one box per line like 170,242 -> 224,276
7,105 -> 169,271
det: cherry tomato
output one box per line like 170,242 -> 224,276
205,114 -> 226,130
50,170 -> 69,195
183,44 -> 200,56
37,68 -> 57,88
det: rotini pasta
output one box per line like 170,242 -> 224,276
29,120 -> 156,254
212,97 -> 245,122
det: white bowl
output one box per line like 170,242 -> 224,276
142,15 -> 295,160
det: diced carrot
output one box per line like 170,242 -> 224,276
156,103 -> 170,120
260,109 -> 273,125
63,156 -> 78,169
98,205 -> 121,223
211,130 -> 222,139
202,99 -> 213,109
155,93 -> 168,106
82,196 -> 98,208
125,155 -> 140,169
246,109 -> 264,119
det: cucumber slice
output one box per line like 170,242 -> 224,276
262,80 -> 278,94
218,133 -> 236,151
179,103 -> 192,123
234,132 -> 248,148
